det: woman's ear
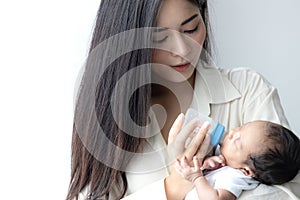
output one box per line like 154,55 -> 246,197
241,166 -> 255,177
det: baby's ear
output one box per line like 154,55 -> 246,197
241,166 -> 255,177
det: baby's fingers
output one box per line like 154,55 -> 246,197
200,160 -> 210,170
208,159 -> 217,167
218,155 -> 226,166
175,159 -> 184,176
193,156 -> 201,172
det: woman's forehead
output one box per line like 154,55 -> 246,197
156,0 -> 200,27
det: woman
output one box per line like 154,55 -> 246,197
67,0 -> 299,199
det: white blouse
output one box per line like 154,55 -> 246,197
79,65 -> 300,200
124,66 -> 300,200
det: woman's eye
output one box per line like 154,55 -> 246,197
184,25 -> 199,34
152,36 -> 168,43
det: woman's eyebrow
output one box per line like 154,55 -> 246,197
154,14 -> 199,32
181,14 -> 199,26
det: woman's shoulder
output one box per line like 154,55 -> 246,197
202,63 -> 271,86
217,67 -> 275,92
219,67 -> 269,83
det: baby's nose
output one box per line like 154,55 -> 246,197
228,130 -> 240,140
232,131 -> 240,140
228,130 -> 234,139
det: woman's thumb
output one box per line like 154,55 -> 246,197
168,113 -> 185,144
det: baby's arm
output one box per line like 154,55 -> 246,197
175,156 -> 235,200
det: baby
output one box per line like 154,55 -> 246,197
176,120 -> 300,200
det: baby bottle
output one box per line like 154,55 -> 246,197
183,108 -> 225,154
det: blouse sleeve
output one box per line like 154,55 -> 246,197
230,68 -> 289,128
243,85 -> 289,128
212,167 -> 259,198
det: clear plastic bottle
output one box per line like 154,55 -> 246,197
183,108 -> 225,155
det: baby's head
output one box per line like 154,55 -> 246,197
220,120 -> 300,185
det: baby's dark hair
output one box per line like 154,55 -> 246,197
246,121 -> 300,185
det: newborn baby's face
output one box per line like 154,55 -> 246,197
220,121 -> 266,169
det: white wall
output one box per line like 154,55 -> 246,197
0,0 -> 99,199
209,0 -> 300,135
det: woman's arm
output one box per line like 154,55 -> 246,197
164,116 -> 211,199
123,114 -> 211,200
164,171 -> 194,200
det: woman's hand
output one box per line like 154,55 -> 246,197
164,113 -> 211,200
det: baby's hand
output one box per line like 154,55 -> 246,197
200,155 -> 225,171
175,156 -> 203,183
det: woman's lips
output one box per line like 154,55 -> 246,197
171,63 -> 190,72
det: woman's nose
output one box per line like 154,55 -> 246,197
170,32 -> 190,58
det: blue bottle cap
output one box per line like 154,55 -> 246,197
210,122 -> 225,146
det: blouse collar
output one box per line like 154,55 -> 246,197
191,62 -> 241,115
146,63 -> 241,149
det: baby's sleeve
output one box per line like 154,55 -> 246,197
214,167 -> 259,198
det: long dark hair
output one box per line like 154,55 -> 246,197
67,0 -> 212,199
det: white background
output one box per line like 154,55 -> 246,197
0,1 -> 99,199
209,0 -> 300,135
0,0 -> 299,199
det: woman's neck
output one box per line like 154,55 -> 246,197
151,72 -> 196,98
151,72 -> 196,143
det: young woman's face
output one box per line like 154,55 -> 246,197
220,121 -> 267,172
151,0 -> 206,83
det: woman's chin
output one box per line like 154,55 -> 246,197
151,65 -> 195,83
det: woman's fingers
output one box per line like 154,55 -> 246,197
184,122 -> 210,161
167,114 -> 202,160
196,133 -> 211,160
176,118 -> 201,144
168,113 -> 185,144
167,113 -> 186,161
